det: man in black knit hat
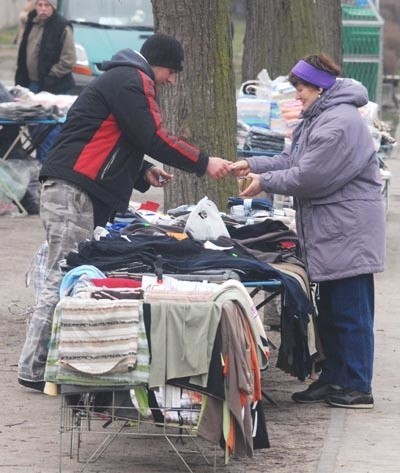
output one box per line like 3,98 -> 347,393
140,32 -> 185,72
18,33 -> 231,392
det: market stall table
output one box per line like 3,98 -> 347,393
0,117 -> 61,214
0,117 -> 61,160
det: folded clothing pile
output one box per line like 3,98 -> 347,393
243,126 -> 285,155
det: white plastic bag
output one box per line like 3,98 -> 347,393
0,159 -> 31,215
184,197 -> 229,241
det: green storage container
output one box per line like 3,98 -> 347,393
342,5 -> 377,21
343,26 -> 380,56
342,62 -> 379,101
341,1 -> 384,105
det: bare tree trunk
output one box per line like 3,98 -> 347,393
242,0 -> 269,82
242,0 -> 343,81
152,0 -> 237,211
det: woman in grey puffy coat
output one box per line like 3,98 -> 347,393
231,54 -> 385,409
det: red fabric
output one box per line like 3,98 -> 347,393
90,278 -> 142,288
73,114 -> 121,179
243,317 -> 262,402
138,69 -> 200,162
138,201 -> 160,211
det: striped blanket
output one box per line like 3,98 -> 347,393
45,297 -> 150,386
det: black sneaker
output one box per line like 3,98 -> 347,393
18,378 -> 45,393
292,379 -> 343,403
326,389 -> 374,409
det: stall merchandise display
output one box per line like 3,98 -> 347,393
30,194 -> 318,470
50,277 -> 271,470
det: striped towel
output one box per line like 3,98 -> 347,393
58,297 -> 140,375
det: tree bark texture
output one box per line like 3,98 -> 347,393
151,0 -> 237,211
242,0 -> 343,81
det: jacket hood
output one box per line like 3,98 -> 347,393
303,78 -> 369,119
100,48 -> 154,80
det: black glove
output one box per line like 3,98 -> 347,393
42,75 -> 58,92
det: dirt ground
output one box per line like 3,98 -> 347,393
0,201 -> 332,473
1,145 -> 399,473
1,44 -> 399,473
0,132 -> 333,473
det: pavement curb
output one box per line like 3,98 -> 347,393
316,409 -> 346,473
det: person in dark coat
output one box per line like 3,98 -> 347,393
15,0 -> 76,95
17,33 -> 231,392
15,0 -> 76,162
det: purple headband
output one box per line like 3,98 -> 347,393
291,60 -> 336,89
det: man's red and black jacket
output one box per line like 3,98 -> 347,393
40,48 -> 209,214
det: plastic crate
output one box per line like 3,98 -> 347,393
341,1 -> 383,104
342,4 -> 377,21
343,26 -> 380,55
342,62 -> 379,101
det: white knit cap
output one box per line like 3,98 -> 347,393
36,0 -> 58,9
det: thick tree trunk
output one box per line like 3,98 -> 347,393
242,0 -> 269,82
152,0 -> 237,211
242,0 -> 343,81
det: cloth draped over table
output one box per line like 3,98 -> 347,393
45,277 -> 271,459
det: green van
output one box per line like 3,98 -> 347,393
57,0 -> 154,89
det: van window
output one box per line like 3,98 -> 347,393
58,0 -> 154,89
62,0 -> 154,28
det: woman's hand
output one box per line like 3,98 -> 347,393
239,173 -> 261,197
230,160 -> 250,177
145,167 -> 173,187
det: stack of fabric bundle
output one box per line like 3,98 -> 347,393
243,126 -> 285,155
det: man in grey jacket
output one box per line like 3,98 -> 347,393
231,54 -> 385,409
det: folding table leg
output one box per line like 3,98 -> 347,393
2,131 -> 23,160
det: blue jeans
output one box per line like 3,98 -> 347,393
28,81 -> 62,162
316,274 -> 374,393
33,124 -> 62,163
29,81 -> 39,93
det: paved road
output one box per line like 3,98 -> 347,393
0,44 -> 17,86
316,130 -> 400,473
